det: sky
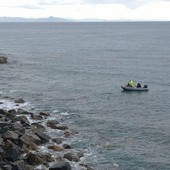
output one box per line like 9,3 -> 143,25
0,0 -> 170,21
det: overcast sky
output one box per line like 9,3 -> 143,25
1,0 -> 170,20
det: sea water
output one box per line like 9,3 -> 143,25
0,22 -> 170,170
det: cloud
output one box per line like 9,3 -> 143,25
0,0 -> 170,20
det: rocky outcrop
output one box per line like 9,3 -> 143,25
0,105 -> 94,170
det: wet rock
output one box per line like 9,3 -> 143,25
49,162 -> 71,170
55,125 -> 68,131
17,109 -> 31,115
14,116 -> 30,125
35,131 -> 51,144
0,109 -> 7,115
30,114 -> 43,120
26,152 -> 52,166
14,98 -> 25,104
63,144 -> 71,149
4,147 -> 20,162
31,123 -> 46,133
63,152 -> 80,162
20,132 -> 41,146
11,122 -> 25,135
0,56 -> 7,64
52,138 -> 63,144
47,120 -> 59,129
26,152 -> 46,165
48,145 -> 64,151
11,160 -> 25,170
39,112 -> 50,117
4,139 -> 16,150
28,142 -> 38,151
2,130 -> 19,144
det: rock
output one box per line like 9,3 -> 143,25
63,144 -> 71,149
17,109 -> 31,115
30,114 -> 43,120
48,145 -> 64,151
14,98 -> 25,104
4,147 -> 20,162
0,56 -> 7,64
0,137 -> 3,145
11,122 -> 25,135
49,162 -> 71,170
14,116 -> 30,125
4,139 -> 16,149
11,160 -> 25,170
28,142 -> 38,151
35,131 -> 51,144
20,132 -> 41,146
26,152 -> 51,165
63,152 -> 80,162
47,120 -> 59,129
39,112 -> 50,117
26,152 -> 45,165
2,130 -> 19,144
52,138 -> 63,144
0,109 -> 7,115
31,123 -> 46,133
55,125 -> 68,131
24,165 -> 34,170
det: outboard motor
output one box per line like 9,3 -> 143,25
144,85 -> 148,88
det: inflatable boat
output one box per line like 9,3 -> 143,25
121,86 -> 149,91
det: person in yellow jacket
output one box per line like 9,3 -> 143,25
128,80 -> 133,87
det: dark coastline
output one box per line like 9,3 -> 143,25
0,99 -> 94,170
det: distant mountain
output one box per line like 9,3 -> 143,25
0,16 -> 73,22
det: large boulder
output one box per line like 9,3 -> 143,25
20,132 -> 41,146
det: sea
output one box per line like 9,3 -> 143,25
0,22 -> 170,170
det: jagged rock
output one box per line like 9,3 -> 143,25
48,145 -> 64,151
26,152 -> 45,165
52,138 -> 63,144
63,144 -> 71,149
55,125 -> 68,131
31,123 -> 46,133
2,131 -> 19,144
63,152 -> 80,162
11,122 -> 25,135
4,139 -> 16,150
28,142 -> 38,151
20,132 -> 41,146
49,162 -> 71,170
35,131 -> 51,144
0,56 -> 7,64
39,112 -> 50,117
26,152 -> 51,165
14,98 -> 25,104
11,160 -> 25,170
0,109 -> 7,115
17,109 -> 31,115
47,120 -> 59,129
4,147 -> 20,162
14,116 -> 30,126
30,114 -> 43,120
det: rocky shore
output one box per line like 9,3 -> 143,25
0,99 -> 94,170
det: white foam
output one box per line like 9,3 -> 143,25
0,99 -> 31,111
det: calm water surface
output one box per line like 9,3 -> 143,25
0,22 -> 170,170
